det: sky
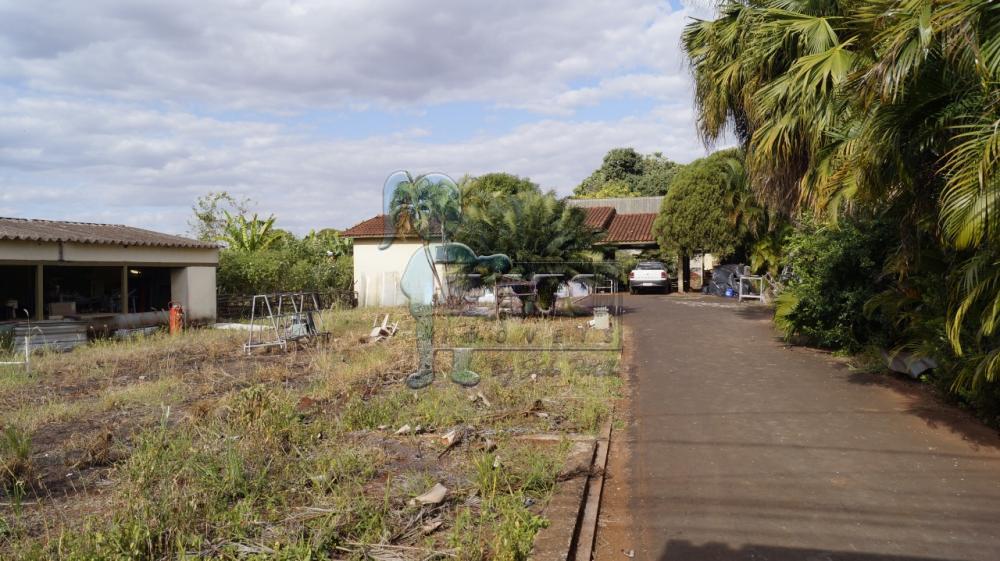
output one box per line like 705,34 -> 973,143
0,0 -> 719,236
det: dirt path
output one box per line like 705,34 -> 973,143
597,294 -> 1000,561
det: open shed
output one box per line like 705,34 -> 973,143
0,217 -> 219,327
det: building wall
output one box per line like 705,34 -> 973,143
170,266 -> 217,322
353,239 -> 425,307
0,240 -> 218,265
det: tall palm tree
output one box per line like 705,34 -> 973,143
683,0 -> 999,387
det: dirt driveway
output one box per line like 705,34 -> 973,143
598,294 -> 1000,561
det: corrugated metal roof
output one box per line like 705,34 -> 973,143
567,196 -> 664,214
0,217 -> 217,249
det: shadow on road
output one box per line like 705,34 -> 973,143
660,540 -> 967,561
846,370 -> 1000,452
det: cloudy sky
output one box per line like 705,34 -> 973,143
0,0 -> 716,235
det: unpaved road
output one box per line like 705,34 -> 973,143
600,294 -> 1000,561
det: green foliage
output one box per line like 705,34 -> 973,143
455,189 -> 601,281
218,212 -> 281,252
774,217 -> 892,352
588,179 -> 633,199
653,149 -> 750,258
217,246 -> 352,296
574,148 -> 680,197
460,173 -> 541,212
389,172 -> 461,242
683,0 -> 1000,389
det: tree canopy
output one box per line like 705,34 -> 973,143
460,172 -> 540,211
653,149 -> 748,258
574,148 -> 680,198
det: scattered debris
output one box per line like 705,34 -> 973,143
369,314 -> 399,343
395,424 -> 413,435
468,391 -> 492,408
492,455 -> 502,469
622,549 -> 635,558
409,483 -> 448,506
421,520 -> 443,534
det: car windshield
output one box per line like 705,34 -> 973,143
636,262 -> 665,270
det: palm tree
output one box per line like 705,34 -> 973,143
218,212 -> 281,252
683,0 -> 999,387
388,172 -> 463,300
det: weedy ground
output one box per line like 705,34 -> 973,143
0,307 -> 621,560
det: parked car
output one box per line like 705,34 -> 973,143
628,261 -> 670,294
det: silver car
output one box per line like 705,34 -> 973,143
629,261 -> 669,294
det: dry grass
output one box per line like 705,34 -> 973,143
0,306 -> 621,560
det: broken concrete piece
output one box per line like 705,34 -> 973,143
441,429 -> 460,446
409,483 -> 448,506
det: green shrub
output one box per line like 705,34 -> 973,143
217,247 -> 352,295
775,217 -> 892,352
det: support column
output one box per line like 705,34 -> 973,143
35,264 -> 44,320
121,265 -> 129,314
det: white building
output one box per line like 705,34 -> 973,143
0,217 -> 219,324
341,215 -> 423,307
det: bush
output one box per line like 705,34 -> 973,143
217,248 -> 352,296
775,216 -> 892,352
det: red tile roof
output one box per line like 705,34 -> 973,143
603,213 -> 657,243
343,208 -> 658,245
0,217 -> 217,249
341,215 -> 387,239
341,214 -> 427,240
582,206 -> 615,230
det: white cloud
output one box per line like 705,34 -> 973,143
0,96 -> 710,234
0,0 -> 699,112
0,1 -> 723,235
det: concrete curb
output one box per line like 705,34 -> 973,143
530,416 -> 614,561
573,417 -> 613,561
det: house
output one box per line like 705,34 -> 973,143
568,196 -> 663,254
569,196 -> 715,291
0,217 -> 219,325
340,215 -> 419,307
343,196 -> 668,307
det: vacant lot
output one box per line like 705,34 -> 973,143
0,308 -> 620,560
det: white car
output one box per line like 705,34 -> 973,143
628,261 -> 670,294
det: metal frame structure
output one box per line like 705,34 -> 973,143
243,291 -> 326,354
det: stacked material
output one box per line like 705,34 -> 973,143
12,320 -> 88,353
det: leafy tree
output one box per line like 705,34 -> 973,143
633,153 -> 681,196
460,173 -> 540,212
575,148 -> 681,197
188,191 -> 252,241
589,179 -> 634,199
653,149 -> 749,259
218,212 -> 281,252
